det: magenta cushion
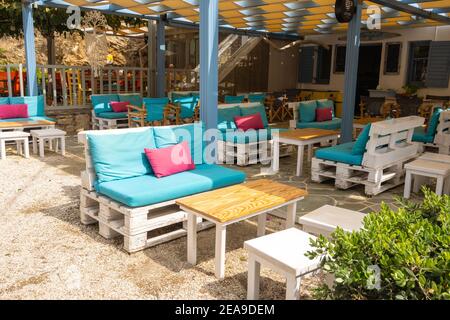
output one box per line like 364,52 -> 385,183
0,104 -> 29,119
315,107 -> 333,122
234,113 -> 264,131
110,101 -> 129,113
144,141 -> 195,178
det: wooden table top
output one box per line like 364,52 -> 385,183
353,117 -> 383,126
0,120 -> 55,129
279,128 -> 339,141
176,179 -> 308,223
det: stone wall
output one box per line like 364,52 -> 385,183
46,108 -> 91,135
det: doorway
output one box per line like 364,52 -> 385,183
356,44 -> 382,110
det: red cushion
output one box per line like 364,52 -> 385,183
110,101 -> 129,113
0,104 -> 28,119
315,107 -> 333,122
144,141 -> 195,178
234,113 -> 264,131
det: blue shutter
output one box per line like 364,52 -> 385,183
298,46 -> 314,83
425,41 -> 450,88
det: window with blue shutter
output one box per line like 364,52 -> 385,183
425,41 -> 450,88
298,46 -> 314,83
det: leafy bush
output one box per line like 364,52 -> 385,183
307,188 -> 450,300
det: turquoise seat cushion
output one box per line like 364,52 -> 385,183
224,95 -> 245,104
218,106 -> 241,131
0,97 -> 9,104
143,97 -> 170,122
412,126 -> 434,143
299,100 -> 317,123
97,112 -> 128,119
88,128 -> 156,184
173,96 -> 198,118
296,118 -> 341,130
9,95 -> 45,117
351,124 -> 371,155
248,93 -> 266,104
240,104 -> 269,128
119,94 -> 142,107
96,164 -> 246,207
315,142 -> 363,166
91,94 -> 119,115
0,116 -> 55,123
427,108 -> 443,136
317,99 -> 335,117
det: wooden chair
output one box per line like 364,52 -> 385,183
128,99 -> 181,127
380,99 -> 401,118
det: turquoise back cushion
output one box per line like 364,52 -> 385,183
427,108 -> 443,136
173,96 -> 198,118
91,94 -> 119,115
171,92 -> 190,101
299,100 -> 317,122
351,124 -> 371,155
0,97 -> 9,104
143,97 -> 170,122
317,99 -> 335,117
88,128 -> 156,184
119,94 -> 142,107
9,95 -> 45,117
224,95 -> 245,104
240,104 -> 269,128
190,92 -> 200,100
218,106 -> 241,131
248,93 -> 266,104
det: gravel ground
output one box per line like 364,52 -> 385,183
0,136 -> 410,300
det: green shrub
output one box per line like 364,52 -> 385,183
307,188 -> 450,300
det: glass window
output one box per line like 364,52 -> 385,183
334,45 -> 346,73
384,43 -> 401,74
407,41 -> 430,87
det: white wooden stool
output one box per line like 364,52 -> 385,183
404,159 -> 450,198
30,129 -> 66,158
0,131 -> 30,160
298,205 -> 365,238
244,228 -> 322,300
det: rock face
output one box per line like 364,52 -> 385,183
46,108 -> 91,135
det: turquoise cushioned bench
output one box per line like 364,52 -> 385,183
412,107 -> 443,144
0,96 -> 55,122
296,99 -> 341,130
97,164 -> 246,207
296,118 -> 342,130
315,142 -> 363,166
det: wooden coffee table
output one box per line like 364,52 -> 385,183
271,128 -> 339,176
176,179 -> 308,279
0,119 -> 55,132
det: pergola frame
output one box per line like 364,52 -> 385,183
20,0 -> 450,141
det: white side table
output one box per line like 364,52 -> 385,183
299,205 -> 364,238
244,228 -> 322,300
0,131 -> 30,160
30,129 -> 67,158
404,159 -> 450,198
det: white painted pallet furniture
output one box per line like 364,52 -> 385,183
0,131 -> 30,160
403,158 -> 450,198
30,128 -> 66,157
244,228 -> 322,300
433,110 -> 450,155
312,116 -> 425,196
298,205 -> 364,238
78,127 -> 212,253
91,110 -> 129,130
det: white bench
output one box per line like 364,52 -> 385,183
244,228 -> 322,300
0,131 -> 30,160
30,128 -> 66,157
404,158 -> 450,198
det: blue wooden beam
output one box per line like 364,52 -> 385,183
199,0 -> 219,132
22,1 -> 38,96
340,1 -> 362,143
156,19 -> 166,97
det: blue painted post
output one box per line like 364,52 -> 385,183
340,1 -> 362,143
156,18 -> 166,97
199,0 -> 219,131
22,1 -> 38,96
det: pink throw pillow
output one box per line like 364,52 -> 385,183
110,101 -> 129,113
0,104 -> 28,119
234,113 -> 264,131
316,107 -> 333,122
144,141 -> 195,178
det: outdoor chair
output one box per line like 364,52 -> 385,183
128,97 -> 181,127
423,109 -> 450,155
224,95 -> 246,104
291,99 -> 341,130
172,95 -> 199,123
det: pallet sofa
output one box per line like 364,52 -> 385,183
90,93 -> 142,130
414,108 -> 450,154
78,123 -> 246,253
0,95 -> 55,130
289,99 -> 341,130
434,110 -> 450,155
216,102 -> 289,166
311,116 -> 424,195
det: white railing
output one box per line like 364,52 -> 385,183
0,64 -> 199,109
